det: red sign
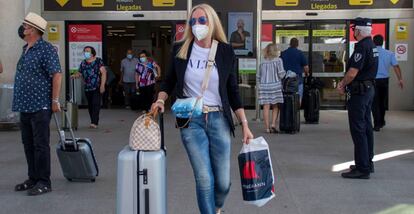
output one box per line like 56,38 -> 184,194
68,24 -> 102,42
350,23 -> 386,42
175,24 -> 186,41
261,24 -> 273,42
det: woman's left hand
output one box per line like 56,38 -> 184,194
100,85 -> 105,94
242,124 -> 254,144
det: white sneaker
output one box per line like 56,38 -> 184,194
216,208 -> 222,214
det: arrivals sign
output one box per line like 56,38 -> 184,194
263,0 -> 413,10
44,0 -> 187,11
68,24 -> 102,73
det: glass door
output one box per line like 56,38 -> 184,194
311,22 -> 347,108
275,22 -> 310,61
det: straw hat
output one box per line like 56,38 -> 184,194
23,12 -> 47,33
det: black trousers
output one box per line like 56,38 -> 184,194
347,87 -> 375,173
372,78 -> 389,128
85,89 -> 102,125
139,84 -> 155,111
20,110 -> 52,186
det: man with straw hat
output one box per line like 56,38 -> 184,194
13,12 -> 62,195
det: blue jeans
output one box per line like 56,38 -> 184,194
180,112 -> 232,214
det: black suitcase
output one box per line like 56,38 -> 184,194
280,93 -> 300,134
304,88 -> 320,124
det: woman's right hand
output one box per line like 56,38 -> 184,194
151,101 -> 165,113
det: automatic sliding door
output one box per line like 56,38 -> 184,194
311,22 -> 347,108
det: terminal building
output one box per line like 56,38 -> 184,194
0,0 -> 413,111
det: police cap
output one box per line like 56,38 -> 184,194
352,17 -> 372,28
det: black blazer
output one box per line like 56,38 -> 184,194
160,41 -> 243,134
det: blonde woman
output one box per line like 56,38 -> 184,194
258,43 -> 286,133
151,4 -> 254,214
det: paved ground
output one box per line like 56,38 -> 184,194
0,109 -> 413,214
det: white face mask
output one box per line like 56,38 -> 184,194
192,24 -> 209,41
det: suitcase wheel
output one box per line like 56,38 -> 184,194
66,178 -> 73,182
91,179 -> 96,182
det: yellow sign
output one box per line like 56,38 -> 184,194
275,0 -> 299,6
56,0 -> 69,7
47,25 -> 60,41
349,0 -> 373,5
313,30 -> 345,37
153,0 -> 175,7
276,30 -> 309,37
396,23 -> 408,40
390,0 -> 400,4
82,0 -> 104,8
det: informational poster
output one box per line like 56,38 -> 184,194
47,24 -> 60,41
396,23 -> 409,41
228,12 -> 254,56
395,44 -> 408,61
68,24 -> 102,74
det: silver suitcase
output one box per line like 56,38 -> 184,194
54,112 -> 99,182
117,114 -> 166,214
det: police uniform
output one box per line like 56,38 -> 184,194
342,18 -> 378,179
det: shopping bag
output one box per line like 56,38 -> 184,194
238,137 -> 275,207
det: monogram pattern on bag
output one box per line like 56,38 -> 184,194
129,114 -> 161,151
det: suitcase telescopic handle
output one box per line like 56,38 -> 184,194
53,109 -> 78,150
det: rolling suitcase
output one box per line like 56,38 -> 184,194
280,93 -> 300,134
117,114 -> 166,214
53,111 -> 99,182
304,88 -> 320,124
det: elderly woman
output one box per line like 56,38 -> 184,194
72,46 -> 107,128
152,4 -> 254,214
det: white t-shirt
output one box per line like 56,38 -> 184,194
183,43 -> 222,107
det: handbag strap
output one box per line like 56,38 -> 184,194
201,40 -> 219,96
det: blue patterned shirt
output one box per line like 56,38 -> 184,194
12,38 -> 61,113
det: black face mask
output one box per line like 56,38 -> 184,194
18,25 -> 25,40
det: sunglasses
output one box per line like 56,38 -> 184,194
189,16 -> 208,26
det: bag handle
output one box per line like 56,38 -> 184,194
53,108 -> 78,151
201,40 -> 218,95
142,110 -> 165,151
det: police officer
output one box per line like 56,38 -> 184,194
337,18 -> 378,179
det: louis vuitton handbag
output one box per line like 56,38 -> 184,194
129,111 -> 161,151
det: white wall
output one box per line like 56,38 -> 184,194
0,0 -> 24,84
389,18 -> 414,110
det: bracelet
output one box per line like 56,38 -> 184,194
52,99 -> 59,103
156,99 -> 165,105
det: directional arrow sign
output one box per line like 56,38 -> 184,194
390,0 -> 400,4
56,0 -> 69,7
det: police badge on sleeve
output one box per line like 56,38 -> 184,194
353,53 -> 362,62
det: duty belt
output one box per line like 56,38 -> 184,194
202,105 -> 223,113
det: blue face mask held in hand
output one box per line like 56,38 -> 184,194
171,40 -> 218,129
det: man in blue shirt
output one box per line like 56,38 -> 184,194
12,12 -> 62,196
372,35 -> 404,131
280,38 -> 310,104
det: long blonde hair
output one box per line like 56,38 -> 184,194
263,43 -> 278,60
177,4 -> 227,60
